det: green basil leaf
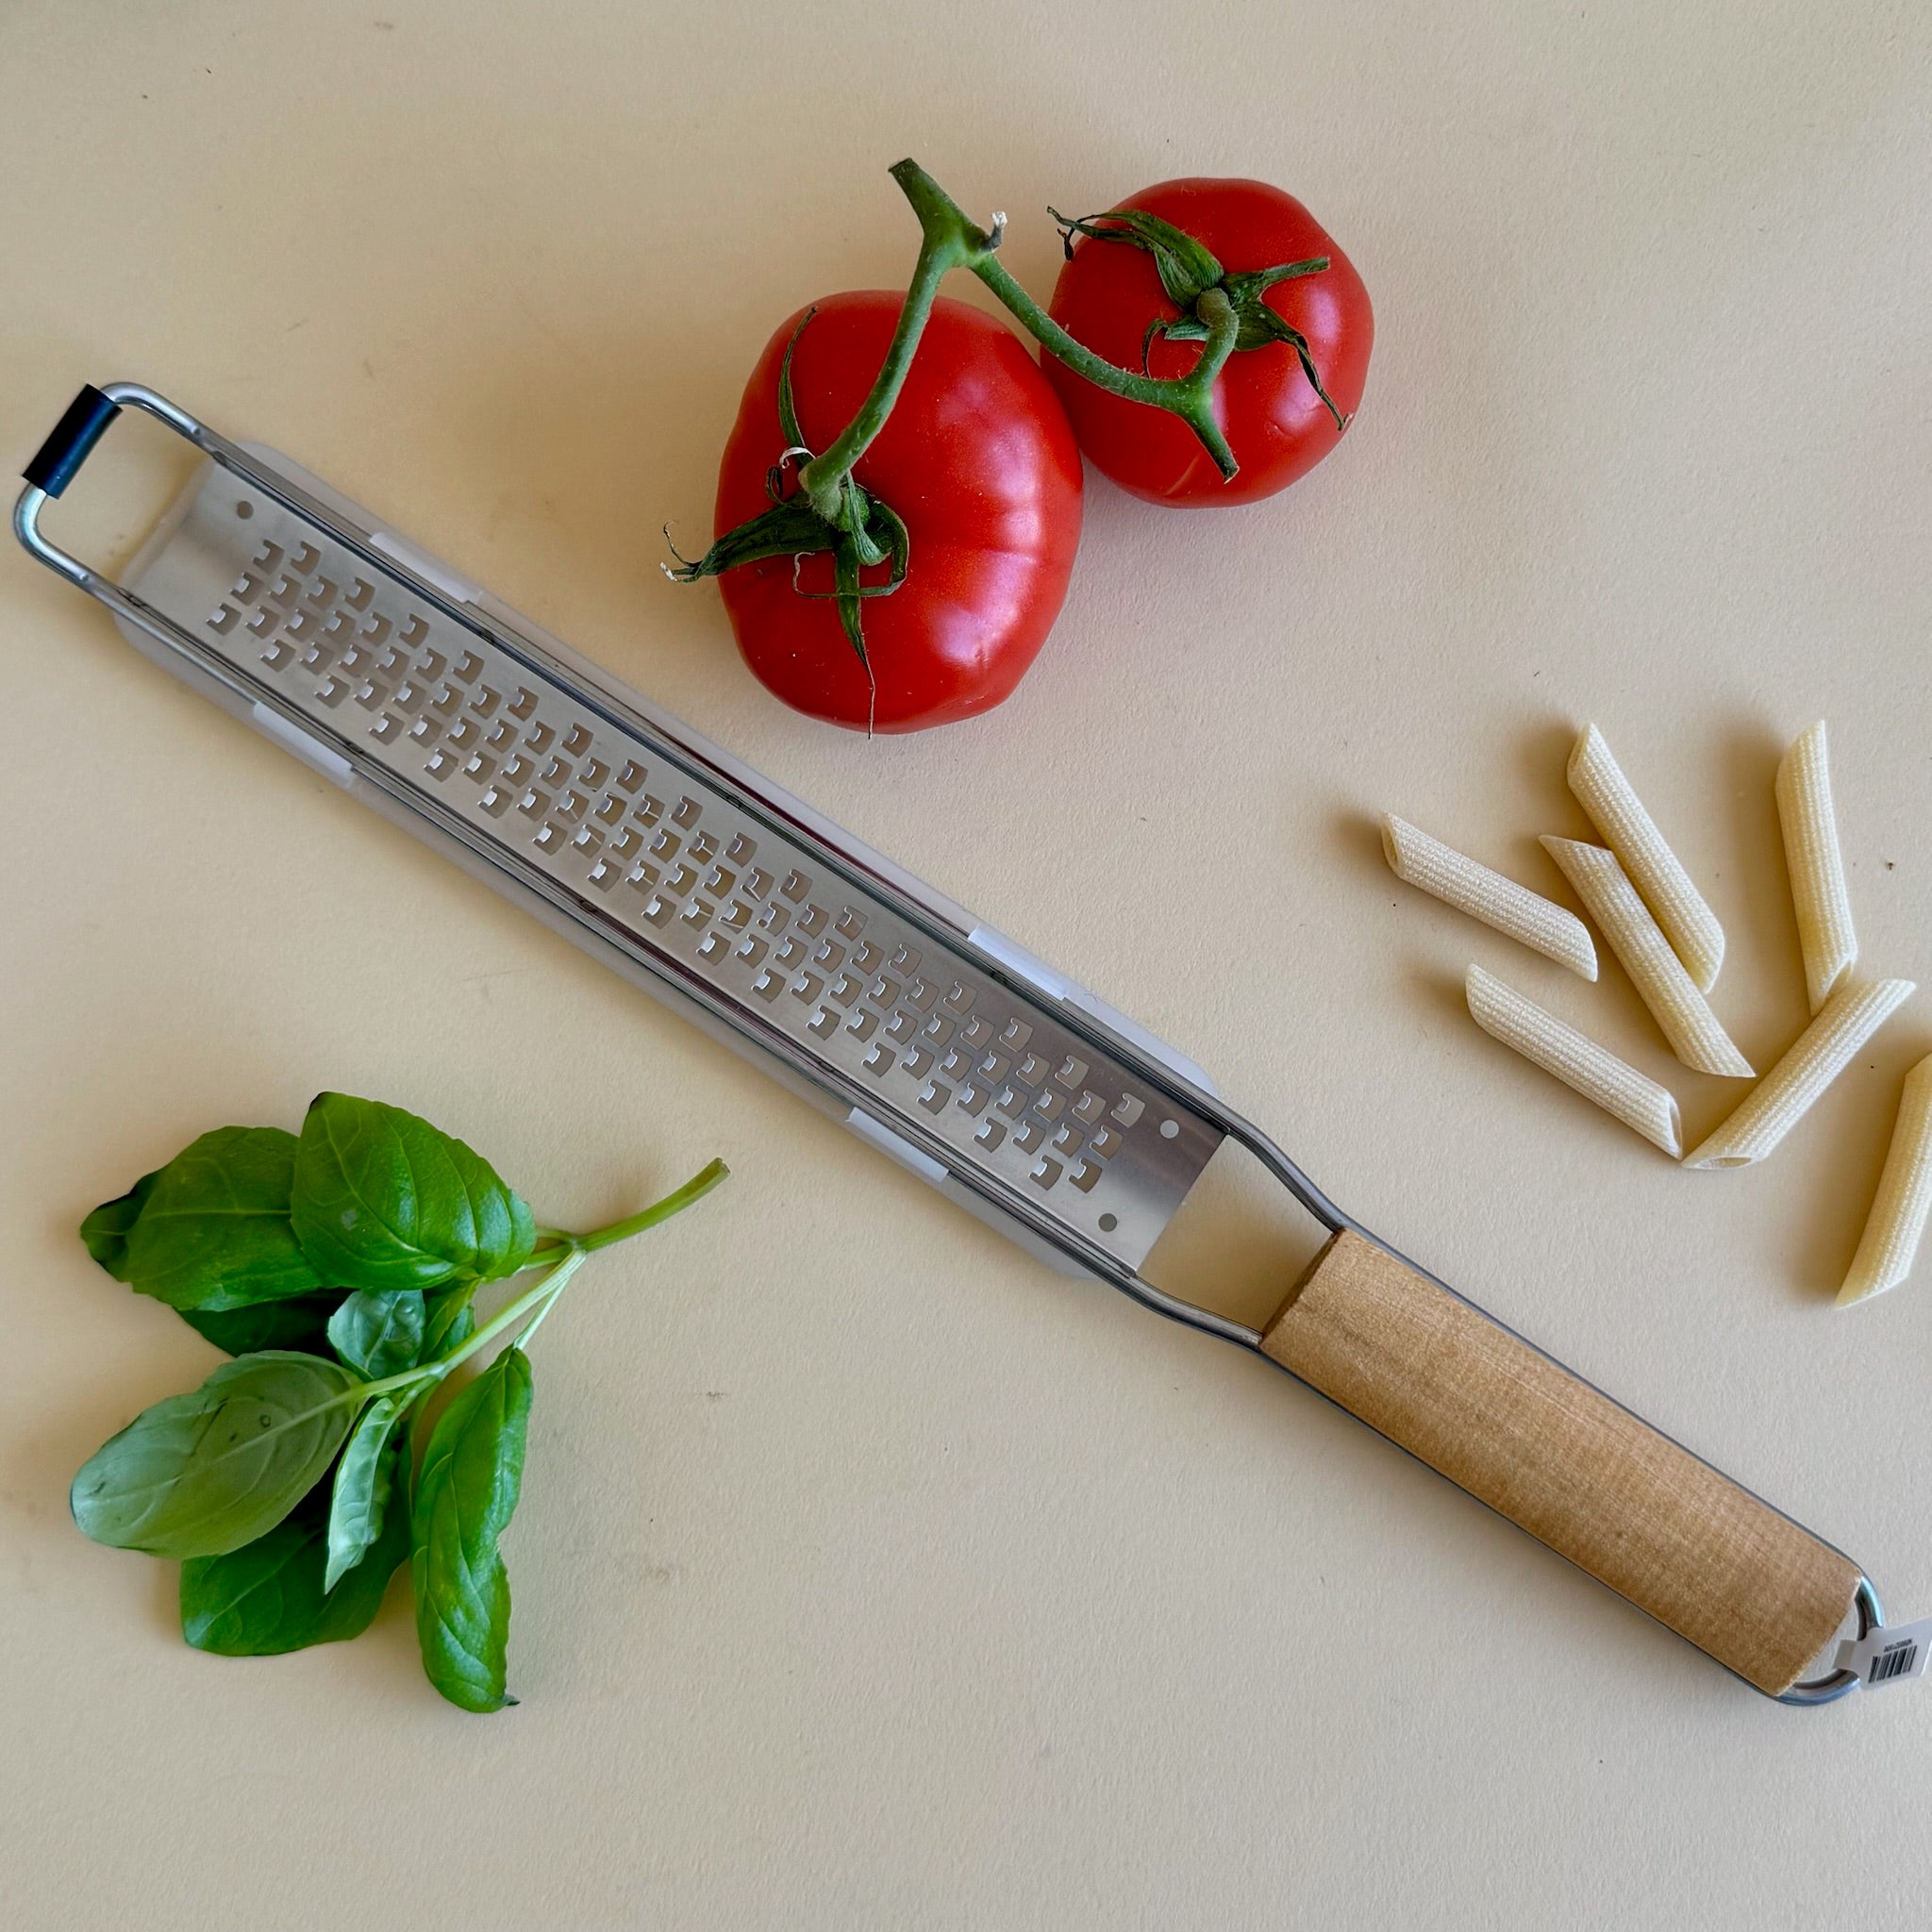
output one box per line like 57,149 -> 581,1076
81,1126 -> 324,1311
411,1347 -> 533,1712
181,1460 -> 408,1656
79,1168 -> 159,1272
71,1352 -> 364,1559
292,1093 -> 536,1291
325,1394 -> 404,1590
422,1283 -> 477,1361
177,1293 -> 344,1357
327,1289 -> 426,1378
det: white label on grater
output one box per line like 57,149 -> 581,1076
1834,1616 -> 1932,1690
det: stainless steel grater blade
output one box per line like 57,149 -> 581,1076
17,382 -> 1887,1705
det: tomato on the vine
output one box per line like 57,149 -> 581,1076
1043,177 -> 1373,508
706,292 -> 1083,733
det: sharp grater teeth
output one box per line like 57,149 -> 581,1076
111,446 -> 1224,1274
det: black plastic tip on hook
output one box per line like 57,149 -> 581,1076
24,386 -> 121,498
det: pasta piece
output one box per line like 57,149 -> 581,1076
1775,721 -> 1857,1014
1465,964 -> 1683,1156
1683,977 -> 1916,1170
1541,838 -> 1754,1078
1567,724 -> 1725,991
1382,815 -> 1597,979
1838,1056 -> 1932,1305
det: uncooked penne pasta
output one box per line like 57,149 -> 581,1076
1382,815 -> 1598,980
1541,837 -> 1754,1078
1683,977 -> 1916,1170
1839,1056 -> 1932,1306
1567,724 -> 1726,992
1775,721 -> 1857,1014
1465,964 -> 1683,1157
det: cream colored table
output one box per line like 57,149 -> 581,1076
3,3 -> 1926,1925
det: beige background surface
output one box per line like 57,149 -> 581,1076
2,2 -> 1927,1925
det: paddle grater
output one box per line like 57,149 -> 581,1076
16,382 -> 1889,1704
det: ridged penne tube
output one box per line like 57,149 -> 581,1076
1540,838 -> 1754,1078
1567,724 -> 1725,991
1465,965 -> 1683,1157
1382,815 -> 1598,980
1683,977 -> 1917,1170
1775,721 -> 1857,1014
1838,1057 -> 1932,1306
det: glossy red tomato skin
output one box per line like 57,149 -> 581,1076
712,292 -> 1083,733
1043,178 -> 1373,508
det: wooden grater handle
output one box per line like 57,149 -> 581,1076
1260,1231 -> 1861,1695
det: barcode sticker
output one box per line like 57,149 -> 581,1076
1834,1615 -> 1932,1690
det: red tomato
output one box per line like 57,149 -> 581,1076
711,292 -> 1083,733
1043,178 -> 1373,508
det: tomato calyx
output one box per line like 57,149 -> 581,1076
1048,205 -> 1350,431
667,308 -> 909,718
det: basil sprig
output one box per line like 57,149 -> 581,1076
70,1090 -> 726,1712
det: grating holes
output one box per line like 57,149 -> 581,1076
508,688 -> 538,720
1000,1020 -> 1032,1049
696,932 -> 730,962
571,825 -> 603,855
525,721 -> 555,754
642,895 -> 675,925
391,679 -> 426,713
975,1120 -> 1006,1149
408,716 -> 444,745
705,867 -> 736,895
780,870 -> 809,902
958,1085 -> 990,1117
828,973 -> 861,1006
609,827 -> 642,860
870,975 -> 900,1006
377,647 -> 409,679
317,677 -> 351,708
635,795 -> 663,827
759,904 -> 791,935
673,796 -> 703,829
754,970 -> 785,1002
835,908 -> 866,940
690,831 -> 719,864
904,1045 -> 935,1079
416,647 -> 446,680
470,684 -> 500,717
791,971 -> 823,1004
1013,1123 -> 1048,1158
1032,1090 -> 1064,1124
889,944 -> 921,973
462,754 -> 495,782
344,579 -> 375,612
558,790 -> 589,821
532,823 -> 566,852
940,1047 -> 971,1078
1073,1091 -> 1106,1125
307,575 -> 336,607
680,899 -> 713,929
742,867 -> 773,900
796,905 -> 827,939
479,786 -> 513,816
594,792 -> 626,824
885,1011 -> 919,1044
1030,1158 -> 1062,1190
961,1016 -> 993,1047
1090,1127 -> 1122,1158
734,937 -> 767,967
846,1009 -> 877,1041
1112,1095 -> 1145,1127
561,724 -> 593,757
247,608 -> 278,638
370,712 -> 406,743
354,681 -> 390,711
432,683 -> 463,714
979,1051 -> 1010,1084
396,615 -> 427,647
808,1007 -> 840,1039
923,1014 -> 954,1046
359,614 -> 391,645
721,901 -> 754,932
259,641 -> 296,671
726,833 -> 758,864
665,863 -> 699,896
1017,1054 -> 1049,1084
943,982 -> 974,1014
446,719 -> 479,752
920,1083 -> 950,1115
863,1041 -> 895,1073
291,542 -> 321,573
499,755 -> 534,787
209,603 -> 242,636
1070,1160 -> 1102,1193
486,719 -> 517,750
774,937 -> 808,970
540,756 -> 571,786
1053,1123 -> 1082,1153
579,756 -> 608,788
615,760 -> 645,792
425,749 -> 458,780
517,789 -> 551,819
906,979 -> 938,1011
